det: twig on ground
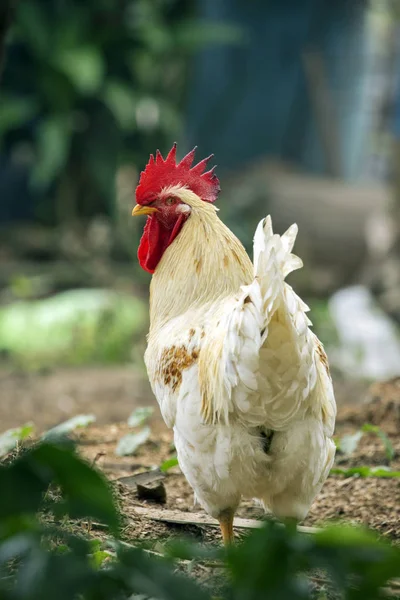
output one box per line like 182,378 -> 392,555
131,506 -> 321,535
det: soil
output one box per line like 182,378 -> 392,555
73,413 -> 400,547
1,367 -> 399,545
1,365 -> 399,597
55,376 -> 398,548
0,365 -> 154,432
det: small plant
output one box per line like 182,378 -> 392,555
160,456 -> 179,472
0,422 -> 34,457
331,466 -> 400,478
337,423 -> 396,463
361,424 -> 395,462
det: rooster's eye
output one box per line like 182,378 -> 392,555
165,197 -> 175,206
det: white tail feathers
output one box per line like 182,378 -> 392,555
199,214 -> 335,433
253,216 -> 303,280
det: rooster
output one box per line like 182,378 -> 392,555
132,144 -> 336,544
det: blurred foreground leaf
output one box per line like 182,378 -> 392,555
226,521 -> 400,599
0,442 -> 119,533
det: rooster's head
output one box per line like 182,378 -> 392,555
132,144 -> 220,273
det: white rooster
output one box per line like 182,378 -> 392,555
132,144 -> 336,544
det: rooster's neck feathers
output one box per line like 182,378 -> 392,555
148,189 -> 253,330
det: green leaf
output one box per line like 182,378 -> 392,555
6,543 -> 97,599
0,443 -> 119,532
160,457 -> 179,473
127,407 -> 154,427
135,24 -> 172,54
331,466 -> 400,478
31,116 -> 71,188
0,96 -> 38,133
15,1 -> 50,57
91,549 -> 113,569
116,546 -> 211,600
116,427 -> 150,457
0,463 -> 50,519
42,415 -> 96,442
0,423 -> 35,457
174,20 -> 246,50
82,106 -> 120,201
312,525 -> 400,593
54,46 -> 105,94
361,423 -> 395,462
315,524 -> 387,547
103,81 -> 136,130
165,538 -> 219,562
31,444 -> 119,532
337,431 -> 363,456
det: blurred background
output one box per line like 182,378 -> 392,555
0,0 -> 400,432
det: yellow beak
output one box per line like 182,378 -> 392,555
132,204 -> 158,217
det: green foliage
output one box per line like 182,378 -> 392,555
331,466 -> 400,478
0,440 -> 399,599
2,0 -> 243,226
223,522 -> 400,600
0,442 -> 118,531
0,423 -> 35,457
336,423 -> 395,464
160,456 -> 179,472
0,289 -> 147,368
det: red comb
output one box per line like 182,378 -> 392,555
135,143 -> 220,205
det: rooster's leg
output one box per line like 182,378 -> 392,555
218,508 -> 235,545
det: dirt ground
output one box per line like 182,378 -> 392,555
1,364 -> 399,597
0,365 -> 154,431
60,375 -> 400,546
1,366 -> 399,546
74,390 -> 400,547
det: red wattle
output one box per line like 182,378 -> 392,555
138,213 -> 187,274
